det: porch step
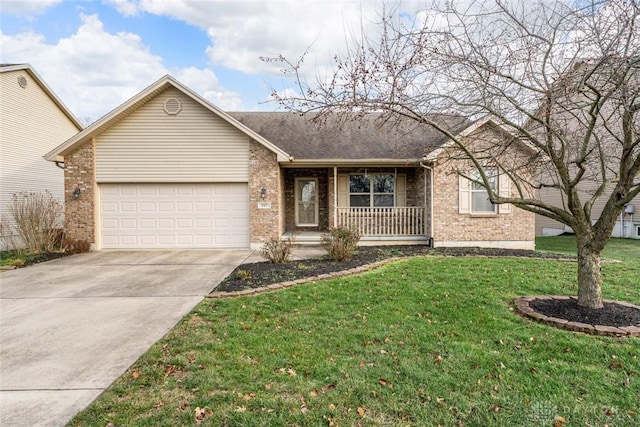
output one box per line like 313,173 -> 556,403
283,232 -> 323,245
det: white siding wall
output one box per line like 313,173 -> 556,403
536,185 -> 640,238
0,70 -> 80,244
95,88 -> 250,182
533,89 -> 640,239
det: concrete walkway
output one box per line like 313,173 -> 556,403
0,249 -> 252,427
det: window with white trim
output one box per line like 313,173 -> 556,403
470,169 -> 497,213
349,174 -> 395,207
459,168 -> 510,214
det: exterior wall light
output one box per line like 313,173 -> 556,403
73,188 -> 81,199
260,188 -> 267,198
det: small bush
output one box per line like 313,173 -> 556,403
7,191 -> 63,253
235,269 -> 252,281
4,258 -> 25,268
63,238 -> 91,254
259,233 -> 297,263
321,226 -> 361,261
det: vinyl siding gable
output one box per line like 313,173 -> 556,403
0,69 -> 80,229
95,88 -> 250,182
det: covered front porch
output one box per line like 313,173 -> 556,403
282,165 -> 432,245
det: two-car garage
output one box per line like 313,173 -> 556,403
46,77 -> 291,250
83,84 -> 265,250
99,183 -> 249,249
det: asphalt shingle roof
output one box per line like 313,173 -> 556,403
229,112 -> 470,161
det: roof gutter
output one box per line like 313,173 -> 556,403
280,158 -> 423,167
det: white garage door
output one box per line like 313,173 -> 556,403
100,183 -> 249,249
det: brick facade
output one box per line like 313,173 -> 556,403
431,128 -> 536,248
63,140 -> 96,244
432,163 -> 534,245
249,140 -> 282,244
59,124 -> 533,250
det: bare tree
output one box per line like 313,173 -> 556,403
268,0 -> 640,309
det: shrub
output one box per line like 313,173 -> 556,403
259,233 -> 297,263
235,269 -> 252,281
6,191 -> 63,253
3,257 -> 25,268
321,226 -> 361,261
62,238 -> 91,254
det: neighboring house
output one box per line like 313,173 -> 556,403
534,60 -> 640,240
44,75 -> 535,250
0,64 -> 83,248
536,190 -> 640,239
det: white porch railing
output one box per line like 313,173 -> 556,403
336,207 -> 425,236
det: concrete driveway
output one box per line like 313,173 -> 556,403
0,249 -> 252,427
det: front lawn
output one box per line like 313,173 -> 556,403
70,237 -> 639,426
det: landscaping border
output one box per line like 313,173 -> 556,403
514,295 -> 640,337
207,256 -> 407,299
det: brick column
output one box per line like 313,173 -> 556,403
249,141 -> 281,244
63,140 -> 95,244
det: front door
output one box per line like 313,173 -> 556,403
295,178 -> 318,226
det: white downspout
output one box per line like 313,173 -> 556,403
420,161 -> 434,247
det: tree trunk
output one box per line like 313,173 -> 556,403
576,242 -> 604,309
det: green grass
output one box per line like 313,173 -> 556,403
70,237 -> 640,426
0,249 -> 27,267
538,235 -> 640,262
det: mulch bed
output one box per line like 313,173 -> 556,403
531,298 -> 640,328
22,252 -> 70,267
216,245 -> 573,293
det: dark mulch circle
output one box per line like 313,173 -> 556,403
530,298 -> 640,328
216,245 -> 573,293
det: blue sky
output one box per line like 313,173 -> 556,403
1,0 -> 420,122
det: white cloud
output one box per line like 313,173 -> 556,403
108,0 -> 424,78
0,13 -> 240,120
103,0 -> 140,17
1,1 -> 432,118
0,0 -> 62,15
174,67 -> 242,110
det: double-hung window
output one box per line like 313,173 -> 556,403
459,168 -> 509,214
470,169 -> 497,213
349,174 -> 395,207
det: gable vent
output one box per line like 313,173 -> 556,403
17,75 -> 28,88
163,98 -> 182,115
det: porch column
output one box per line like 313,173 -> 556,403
333,166 -> 338,228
